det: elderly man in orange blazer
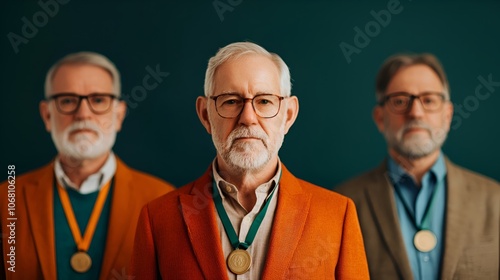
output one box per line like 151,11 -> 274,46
0,52 -> 174,280
129,42 -> 369,279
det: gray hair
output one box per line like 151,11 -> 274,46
204,42 -> 291,97
375,53 -> 450,102
44,51 -> 121,98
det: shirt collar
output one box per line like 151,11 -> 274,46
387,151 -> 447,185
211,158 -> 282,201
54,152 -> 117,195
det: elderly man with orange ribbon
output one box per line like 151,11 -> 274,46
0,52 -> 174,280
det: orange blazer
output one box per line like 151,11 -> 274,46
130,164 -> 369,279
0,157 -> 174,280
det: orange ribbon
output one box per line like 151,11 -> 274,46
56,180 -> 112,252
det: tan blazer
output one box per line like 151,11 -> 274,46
129,164 -> 370,279
335,158 -> 500,280
0,157 -> 175,280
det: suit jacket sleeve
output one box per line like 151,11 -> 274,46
335,198 -> 370,279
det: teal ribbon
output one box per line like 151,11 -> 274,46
212,177 -> 278,250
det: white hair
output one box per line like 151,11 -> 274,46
204,42 -> 292,97
44,51 -> 121,98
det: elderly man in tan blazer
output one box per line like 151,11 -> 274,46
336,53 -> 500,280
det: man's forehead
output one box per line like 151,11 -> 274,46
49,63 -> 114,94
217,54 -> 278,72
386,64 -> 444,93
52,63 -> 112,79
215,54 -> 280,85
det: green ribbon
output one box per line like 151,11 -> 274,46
212,177 -> 278,250
393,175 -> 443,230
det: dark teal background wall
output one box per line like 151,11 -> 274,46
1,0 -> 499,188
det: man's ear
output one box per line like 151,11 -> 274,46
40,101 -> 52,132
114,100 -> 127,132
196,96 -> 211,134
373,106 -> 385,133
283,96 -> 299,134
444,102 -> 454,128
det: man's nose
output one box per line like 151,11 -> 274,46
406,97 -> 426,118
238,99 -> 258,125
74,98 -> 94,119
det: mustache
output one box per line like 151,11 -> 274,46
227,126 -> 268,147
67,121 -> 102,134
401,121 -> 432,134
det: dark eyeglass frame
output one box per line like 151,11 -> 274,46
47,93 -> 118,115
378,91 -> 447,114
210,93 -> 286,119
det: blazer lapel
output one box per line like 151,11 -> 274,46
99,158 -> 134,279
261,164 -> 312,279
440,159 -> 469,279
179,169 -> 228,280
365,163 -> 413,279
23,163 -> 57,280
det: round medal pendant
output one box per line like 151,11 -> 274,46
70,251 -> 92,273
414,230 -> 437,252
227,249 -> 252,275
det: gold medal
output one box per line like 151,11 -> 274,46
414,230 -> 437,252
70,251 -> 92,273
227,249 -> 252,275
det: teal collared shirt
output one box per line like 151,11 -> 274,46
387,153 -> 447,280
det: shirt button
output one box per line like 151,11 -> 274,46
225,186 -> 232,193
423,256 -> 430,262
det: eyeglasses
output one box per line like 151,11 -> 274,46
210,94 -> 286,119
47,93 -> 118,115
378,92 -> 446,114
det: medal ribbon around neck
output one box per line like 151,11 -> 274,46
393,174 -> 443,252
212,178 -> 277,251
392,175 -> 442,231
55,177 -> 113,254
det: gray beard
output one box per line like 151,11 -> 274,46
383,121 -> 449,160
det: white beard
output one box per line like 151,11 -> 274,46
51,118 -> 117,161
212,125 -> 284,172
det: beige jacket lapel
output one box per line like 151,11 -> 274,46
367,163 -> 414,279
440,159 -> 470,279
371,158 -> 473,279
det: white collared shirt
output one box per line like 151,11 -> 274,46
54,153 -> 117,195
212,159 -> 281,280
